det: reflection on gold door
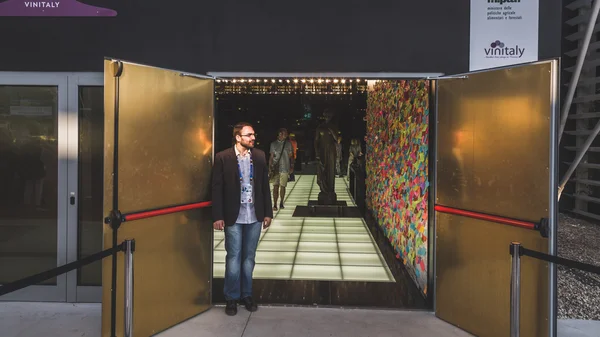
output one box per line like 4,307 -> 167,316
435,61 -> 556,337
102,60 -> 214,337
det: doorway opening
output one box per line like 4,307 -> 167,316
209,72 -> 439,309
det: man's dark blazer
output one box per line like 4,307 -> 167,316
211,147 -> 273,226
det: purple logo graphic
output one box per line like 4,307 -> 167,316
0,0 -> 117,17
484,40 -> 525,58
490,40 -> 505,48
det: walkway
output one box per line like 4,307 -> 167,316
3,302 -> 598,336
213,175 -> 394,282
1,302 -> 472,337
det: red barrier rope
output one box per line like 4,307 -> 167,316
434,205 -> 537,230
123,201 -> 212,222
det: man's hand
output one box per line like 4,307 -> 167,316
213,220 -> 225,231
262,217 -> 272,229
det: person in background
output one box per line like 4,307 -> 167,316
20,136 -> 46,210
289,133 -> 298,161
269,128 -> 294,210
335,136 -> 342,177
212,122 -> 273,316
289,133 -> 298,180
0,129 -> 17,209
347,138 -> 363,180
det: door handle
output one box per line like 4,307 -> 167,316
70,192 -> 76,206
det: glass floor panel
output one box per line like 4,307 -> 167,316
256,251 -> 296,264
257,241 -> 299,252
261,232 -> 302,241
342,265 -> 392,282
254,264 -> 294,278
339,253 -> 384,266
335,226 -> 369,234
292,264 -> 342,280
294,252 -> 340,265
212,175 -> 395,282
299,233 -> 337,242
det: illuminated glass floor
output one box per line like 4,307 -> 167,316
213,175 -> 395,282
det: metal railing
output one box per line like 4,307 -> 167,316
509,242 -> 600,337
1,200 -> 212,337
0,239 -> 136,337
123,240 -> 135,337
103,200 -> 212,337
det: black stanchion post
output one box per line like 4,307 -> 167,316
510,242 -> 522,337
124,239 -> 135,337
110,60 -> 123,337
104,210 -> 123,337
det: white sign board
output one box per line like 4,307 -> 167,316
469,0 -> 539,71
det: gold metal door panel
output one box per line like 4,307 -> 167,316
435,213 -> 548,337
436,62 -> 552,222
102,60 -> 214,337
435,61 -> 557,337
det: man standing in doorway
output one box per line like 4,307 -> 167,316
212,122 -> 273,316
269,128 -> 294,210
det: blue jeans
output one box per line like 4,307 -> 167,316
223,221 -> 262,301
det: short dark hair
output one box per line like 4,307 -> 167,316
233,122 -> 253,138
278,128 -> 288,135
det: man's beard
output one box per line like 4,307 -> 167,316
241,141 -> 254,149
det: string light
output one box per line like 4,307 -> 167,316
214,77 -> 369,95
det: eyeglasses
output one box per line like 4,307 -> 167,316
241,133 -> 257,138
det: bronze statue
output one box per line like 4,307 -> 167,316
314,110 -> 339,204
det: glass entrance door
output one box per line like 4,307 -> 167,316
0,72 -> 69,301
66,73 -> 104,302
0,72 -> 104,303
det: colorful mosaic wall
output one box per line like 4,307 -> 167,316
366,80 -> 430,295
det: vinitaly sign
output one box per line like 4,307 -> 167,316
469,0 -> 538,71
0,0 -> 117,16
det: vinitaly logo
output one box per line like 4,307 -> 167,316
484,40 -> 525,59
0,0 -> 117,16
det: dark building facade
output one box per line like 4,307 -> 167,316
0,0 -> 562,75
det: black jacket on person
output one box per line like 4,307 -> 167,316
211,147 -> 273,226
